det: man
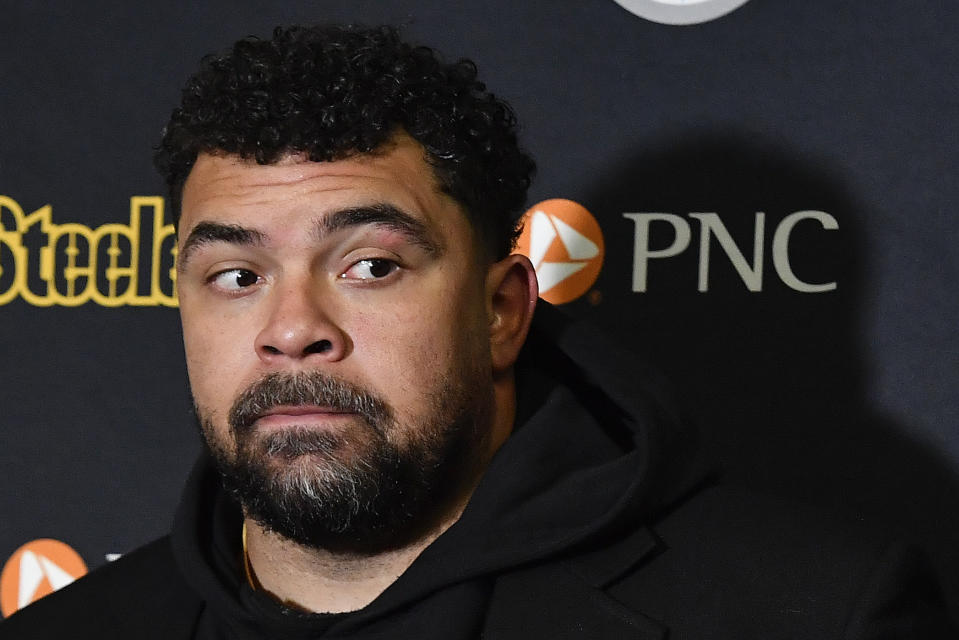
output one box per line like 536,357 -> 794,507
0,24 -> 953,639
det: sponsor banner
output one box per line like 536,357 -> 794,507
0,539 -> 87,617
623,210 -> 839,293
516,199 -> 605,305
0,196 -> 177,307
611,0 -> 752,25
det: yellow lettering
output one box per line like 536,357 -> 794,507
0,196 -> 28,306
0,195 -> 179,308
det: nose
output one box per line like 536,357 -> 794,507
254,278 -> 349,364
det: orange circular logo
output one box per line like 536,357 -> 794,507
516,199 -> 605,305
0,539 -> 87,617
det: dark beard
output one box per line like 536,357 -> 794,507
199,370 -> 490,554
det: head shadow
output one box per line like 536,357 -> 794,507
575,128 -> 959,611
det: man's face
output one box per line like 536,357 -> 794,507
176,135 -> 499,552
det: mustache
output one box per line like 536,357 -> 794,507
228,371 -> 393,435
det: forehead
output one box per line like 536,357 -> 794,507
179,135 -> 473,245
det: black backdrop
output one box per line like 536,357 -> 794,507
2,0 -> 958,621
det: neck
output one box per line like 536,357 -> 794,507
243,513 -> 457,613
245,374 -> 517,613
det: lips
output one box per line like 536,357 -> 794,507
254,405 -> 357,429
262,405 -> 353,417
228,371 -> 393,437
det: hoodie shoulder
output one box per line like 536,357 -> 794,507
606,485 -> 956,638
0,537 -> 202,639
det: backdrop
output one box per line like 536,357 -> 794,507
2,0 -> 957,621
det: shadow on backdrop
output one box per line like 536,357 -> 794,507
571,130 -> 959,617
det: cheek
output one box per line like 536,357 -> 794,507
179,304 -> 251,414
347,294 -> 490,404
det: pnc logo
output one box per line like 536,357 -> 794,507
611,0 -> 752,25
0,539 -> 87,617
516,199 -> 604,305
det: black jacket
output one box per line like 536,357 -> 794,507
1,305 -> 954,638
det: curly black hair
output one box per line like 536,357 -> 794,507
154,24 -> 535,259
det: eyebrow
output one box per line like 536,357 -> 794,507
177,203 -> 441,271
316,204 -> 442,255
178,223 -> 266,270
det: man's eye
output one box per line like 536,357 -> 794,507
341,258 -> 399,281
210,269 -> 261,291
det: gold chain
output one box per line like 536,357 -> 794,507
241,521 -> 258,590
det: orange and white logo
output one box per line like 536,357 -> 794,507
516,199 -> 604,305
0,539 -> 87,617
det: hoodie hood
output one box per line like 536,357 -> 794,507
170,301 -> 706,638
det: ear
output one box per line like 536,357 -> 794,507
486,253 -> 538,374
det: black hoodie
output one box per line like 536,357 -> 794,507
169,302 -> 705,638
4,304 -> 949,638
